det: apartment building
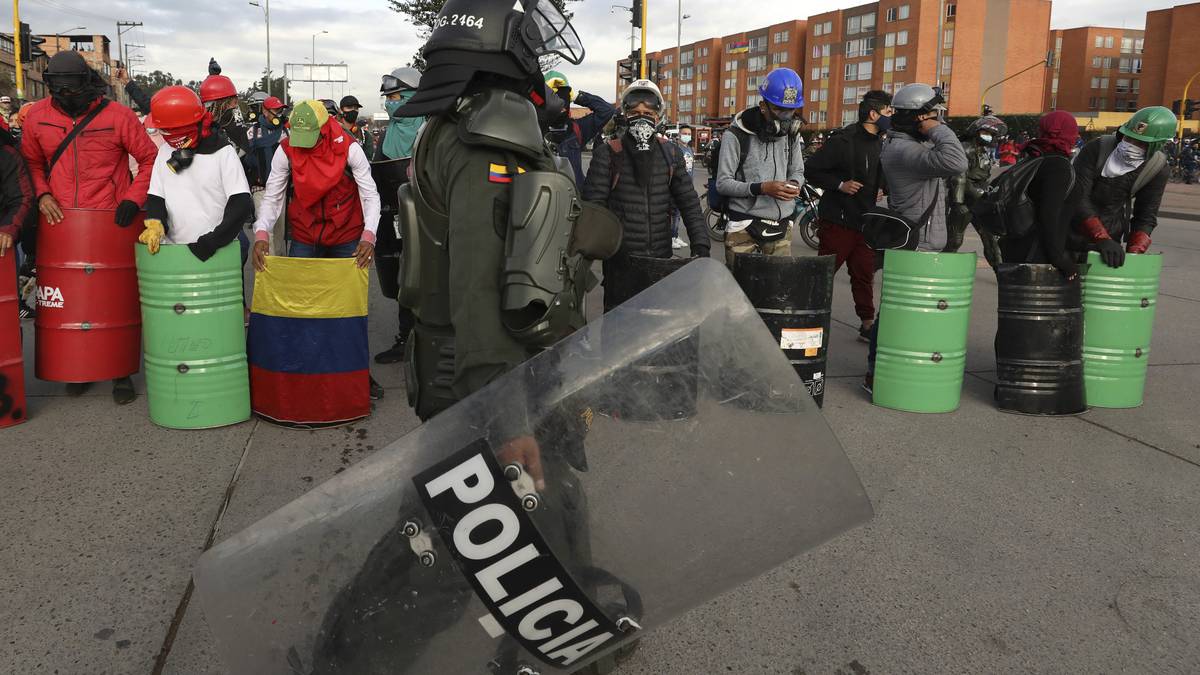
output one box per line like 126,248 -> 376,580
628,0 -> 1049,130
1044,27 -> 1146,113
1141,2 -> 1200,117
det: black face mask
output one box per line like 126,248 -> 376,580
53,91 -> 94,117
342,110 -> 359,124
215,108 -> 236,127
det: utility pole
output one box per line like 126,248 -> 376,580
311,31 -> 328,99
13,0 -> 24,99
639,0 -> 648,79
249,1 -> 272,97
116,20 -> 143,100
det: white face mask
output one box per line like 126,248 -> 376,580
979,133 -> 994,145
679,134 -> 692,145
1102,139 -> 1148,178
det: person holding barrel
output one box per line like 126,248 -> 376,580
138,86 -> 253,259
20,51 -> 157,405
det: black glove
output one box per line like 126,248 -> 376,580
1053,252 -> 1079,280
690,246 -> 710,259
114,200 -> 140,228
1095,238 -> 1125,269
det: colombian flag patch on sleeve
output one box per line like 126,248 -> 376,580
488,163 -> 527,183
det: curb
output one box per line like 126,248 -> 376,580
1160,211 -> 1200,222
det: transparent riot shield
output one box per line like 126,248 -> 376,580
194,258 -> 873,675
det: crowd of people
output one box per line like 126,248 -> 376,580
0,0 -> 1181,419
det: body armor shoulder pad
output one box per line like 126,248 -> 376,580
456,89 -> 546,157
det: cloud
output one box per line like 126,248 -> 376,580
18,0 -> 1170,113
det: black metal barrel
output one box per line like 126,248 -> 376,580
731,253 -> 835,407
994,263 -> 1086,415
603,255 -> 699,421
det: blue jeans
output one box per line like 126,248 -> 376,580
289,240 -> 358,259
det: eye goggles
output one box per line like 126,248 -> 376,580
621,91 -> 662,113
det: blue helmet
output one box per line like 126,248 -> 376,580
759,68 -> 804,109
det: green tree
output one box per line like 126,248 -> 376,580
132,70 -> 184,99
240,70 -> 288,100
388,0 -> 577,70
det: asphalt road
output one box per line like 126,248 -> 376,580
2,168 -> 1198,674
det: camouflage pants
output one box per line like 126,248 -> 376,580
724,229 -> 792,266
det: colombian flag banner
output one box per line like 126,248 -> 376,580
248,257 -> 370,426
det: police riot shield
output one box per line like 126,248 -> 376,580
194,258 -> 873,675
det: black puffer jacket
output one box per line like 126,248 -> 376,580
1070,135 -> 1169,248
582,134 -> 708,259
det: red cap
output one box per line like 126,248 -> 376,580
263,95 -> 286,111
147,86 -> 205,131
199,74 -> 238,103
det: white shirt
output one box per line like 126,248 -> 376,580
252,140 -> 381,241
148,144 -> 250,245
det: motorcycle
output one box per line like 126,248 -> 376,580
704,183 -> 822,251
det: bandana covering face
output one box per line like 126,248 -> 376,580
288,118 -> 354,208
627,117 -> 656,152
1102,139 -> 1147,178
162,112 -> 215,150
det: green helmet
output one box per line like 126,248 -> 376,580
1119,106 -> 1178,156
544,70 -> 569,86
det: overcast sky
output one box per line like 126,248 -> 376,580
18,0 -> 1175,115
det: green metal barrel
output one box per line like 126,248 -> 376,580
136,243 -> 250,429
873,250 -> 977,413
1081,251 -> 1162,409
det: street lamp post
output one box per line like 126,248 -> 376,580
312,30 -> 328,99
249,1 -> 272,97
55,26 -> 86,53
674,6 -> 690,132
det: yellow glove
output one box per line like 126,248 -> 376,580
546,77 -> 567,91
139,218 -> 165,255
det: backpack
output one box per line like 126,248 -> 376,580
971,154 -> 1071,239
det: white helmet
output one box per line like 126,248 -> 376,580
620,79 -> 664,113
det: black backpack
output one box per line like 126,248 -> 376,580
971,154 -> 1071,239
705,128 -> 750,213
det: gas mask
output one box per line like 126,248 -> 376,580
626,116 -> 657,151
762,104 -> 799,138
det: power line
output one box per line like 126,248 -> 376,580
27,0 -> 116,23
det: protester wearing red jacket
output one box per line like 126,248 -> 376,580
19,51 -> 157,404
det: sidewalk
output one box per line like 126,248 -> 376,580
1158,182 -> 1200,221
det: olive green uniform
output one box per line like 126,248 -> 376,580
946,140 -> 1002,265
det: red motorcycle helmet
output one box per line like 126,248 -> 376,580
199,74 -> 238,103
147,86 -> 205,131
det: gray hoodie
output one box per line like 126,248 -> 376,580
880,123 -> 968,251
715,108 -> 805,223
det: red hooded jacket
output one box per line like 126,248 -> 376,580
20,97 -> 157,209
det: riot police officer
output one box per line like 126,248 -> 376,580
946,115 -> 1006,265
311,1 -> 625,673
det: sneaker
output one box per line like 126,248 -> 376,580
671,237 -> 687,250
112,377 -> 137,405
65,382 -> 92,397
858,320 -> 874,343
369,376 -> 385,400
861,373 -> 874,395
17,300 -> 35,320
374,336 -> 407,364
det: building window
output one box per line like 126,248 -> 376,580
884,58 -> 894,73
895,55 -> 907,71
680,83 -> 694,96
1132,79 -> 1140,94
846,40 -> 860,58
941,56 -> 953,74
1092,56 -> 1101,68
819,88 -> 828,102
723,78 -> 735,89
1051,77 -> 1059,93
943,28 -> 954,49
664,54 -> 673,64
663,85 -> 672,96
1121,37 -> 1133,53
1133,58 -> 1143,73
847,15 -> 861,34
812,44 -> 821,59
1115,78 -> 1129,93
725,60 -> 739,72
746,94 -> 759,107
681,66 -> 694,80
1091,77 -> 1100,89
748,56 -> 767,71
774,30 -> 789,44
746,75 -> 763,90
812,67 -> 821,81
842,109 -> 859,126
681,51 -> 694,64
663,69 -> 673,80
860,61 -> 873,80
772,52 -> 788,65
886,7 -> 898,21
899,4 -> 910,19
1119,57 -> 1131,73
824,21 -> 833,33
946,4 -> 956,18
1101,77 -> 1109,89
1094,36 -> 1103,48
810,111 -> 821,124
843,86 -> 858,103
1134,38 -> 1143,54
1088,96 -> 1099,109
862,13 -> 876,31
897,30 -> 909,46
1103,57 -> 1112,69
750,36 -> 768,53
893,81 -> 905,91
885,32 -> 896,47
884,83 -> 893,93
701,63 -> 709,74
823,44 -> 831,57
814,23 -> 824,37
700,47 -> 710,57
1104,36 -> 1114,49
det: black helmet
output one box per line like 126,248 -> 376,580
967,115 -> 1008,139
398,0 -> 584,117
